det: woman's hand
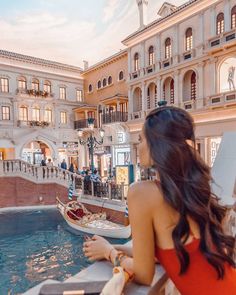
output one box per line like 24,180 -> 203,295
83,235 -> 114,261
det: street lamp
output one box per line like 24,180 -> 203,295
78,118 -> 105,172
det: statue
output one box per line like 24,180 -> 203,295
228,66 -> 235,91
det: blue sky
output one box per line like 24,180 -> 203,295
0,0 -> 186,67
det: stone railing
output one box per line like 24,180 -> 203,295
0,160 -> 126,202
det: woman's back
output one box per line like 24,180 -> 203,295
140,180 -> 236,295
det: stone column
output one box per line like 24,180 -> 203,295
178,72 -> 183,107
156,77 -> 162,102
174,70 -> 180,106
197,12 -> 205,56
209,57 -> 218,95
173,24 -> 179,64
156,34 -> 161,71
224,0 -> 231,32
128,87 -> 133,119
141,41 -> 145,76
197,62 -> 205,108
141,82 -> 146,113
128,48 -> 132,75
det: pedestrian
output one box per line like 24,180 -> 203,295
47,158 -> 53,167
91,169 -> 101,197
69,163 -> 74,173
61,159 -> 67,170
40,157 -> 47,166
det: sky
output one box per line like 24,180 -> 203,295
0,0 -> 187,68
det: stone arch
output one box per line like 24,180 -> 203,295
183,70 -> 197,101
133,87 -> 142,112
162,76 -> 174,104
147,82 -> 157,109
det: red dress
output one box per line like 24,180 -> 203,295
156,237 -> 236,295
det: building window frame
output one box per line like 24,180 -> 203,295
59,87 -> 66,100
19,106 -> 28,121
76,89 -> 83,102
32,106 -> 40,121
118,71 -> 124,81
232,6 -> 236,29
1,78 -> 9,93
60,111 -> 67,124
185,28 -> 193,51
148,46 -> 154,66
45,108 -> 52,123
165,38 -> 172,59
44,81 -> 51,93
134,53 -> 139,71
216,12 -> 224,35
2,106 -> 10,120
108,76 -> 112,85
97,80 -> 101,89
191,72 -> 196,100
88,84 -> 93,93
18,77 -> 27,89
31,78 -> 39,91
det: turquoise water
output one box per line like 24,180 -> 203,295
0,208 -> 126,294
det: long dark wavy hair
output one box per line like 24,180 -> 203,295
144,106 -> 235,278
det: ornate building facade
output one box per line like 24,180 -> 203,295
123,0 -> 236,177
0,50 -> 83,166
74,50 -> 129,177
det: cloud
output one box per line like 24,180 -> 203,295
103,0 -> 120,23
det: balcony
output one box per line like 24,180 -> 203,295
101,111 -> 128,124
182,49 -> 196,61
129,70 -> 141,80
129,111 -> 146,120
74,118 -> 98,130
16,88 -> 54,98
144,64 -> 155,75
206,29 -> 236,54
17,120 -> 51,127
207,91 -> 236,108
162,57 -> 173,68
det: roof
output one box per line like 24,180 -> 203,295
157,2 -> 177,16
0,49 -> 83,73
82,49 -> 127,74
122,0 -> 199,45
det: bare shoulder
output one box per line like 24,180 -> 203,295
128,180 -> 163,207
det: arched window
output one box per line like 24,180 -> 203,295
102,78 -> 107,87
170,79 -> 174,104
18,76 -> 27,89
147,87 -> 150,109
191,72 -> 196,100
31,78 -> 39,91
165,38 -> 172,59
148,46 -> 154,65
32,106 -> 40,121
45,108 -> 52,123
44,80 -> 51,93
19,106 -> 28,121
108,76 -> 112,85
88,84 -> 93,92
134,53 -> 139,71
119,71 -> 124,81
97,80 -> 101,89
185,28 -> 193,51
231,6 -> 236,29
216,13 -> 224,35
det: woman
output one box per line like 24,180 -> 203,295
83,106 -> 236,294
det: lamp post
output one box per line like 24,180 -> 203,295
78,118 -> 105,172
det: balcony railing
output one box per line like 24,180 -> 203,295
17,120 -> 51,127
129,70 -> 141,80
129,110 -> 146,120
74,118 -> 98,129
207,91 -> 236,108
16,88 -> 54,98
206,29 -> 236,53
101,111 -> 128,124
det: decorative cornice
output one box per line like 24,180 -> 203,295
0,49 -> 83,73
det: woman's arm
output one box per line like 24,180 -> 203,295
127,182 -> 156,285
